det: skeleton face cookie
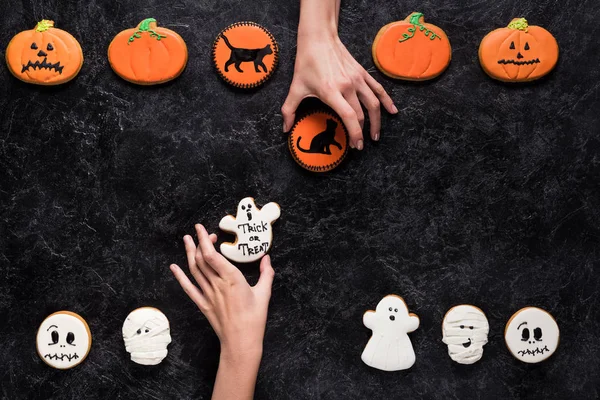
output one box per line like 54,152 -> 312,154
442,305 -> 489,364
219,197 -> 281,263
505,307 -> 559,363
122,307 -> 171,365
36,311 -> 92,369
361,295 -> 419,371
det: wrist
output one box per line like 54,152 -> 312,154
298,0 -> 339,40
220,345 -> 263,366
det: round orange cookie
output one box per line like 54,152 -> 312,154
108,18 -> 188,85
479,18 -> 559,82
5,20 -> 83,85
288,111 -> 349,173
212,22 -> 278,89
372,12 -> 451,81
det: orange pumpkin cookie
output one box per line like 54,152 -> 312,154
108,18 -> 188,85
479,18 -> 558,82
288,111 -> 349,173
212,22 -> 279,89
5,20 -> 83,85
372,12 -> 451,81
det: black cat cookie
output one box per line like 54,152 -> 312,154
288,111 -> 349,172
212,22 -> 279,89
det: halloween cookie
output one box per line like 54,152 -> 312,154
6,20 -> 83,85
212,22 -> 279,89
442,305 -> 489,365
362,295 -> 419,371
288,111 -> 349,172
36,311 -> 92,369
372,12 -> 451,81
219,197 -> 280,263
479,18 -> 559,82
108,18 -> 188,85
122,307 -> 171,365
505,307 -> 559,363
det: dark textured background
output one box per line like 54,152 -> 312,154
1,0 -> 599,399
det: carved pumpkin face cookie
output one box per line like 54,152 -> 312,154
6,20 -> 83,85
108,18 -> 188,85
372,12 -> 451,81
212,22 -> 279,89
288,111 -> 349,172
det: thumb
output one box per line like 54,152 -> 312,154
281,84 -> 304,132
255,255 -> 275,297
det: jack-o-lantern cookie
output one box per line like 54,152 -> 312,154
479,18 -> 559,82
108,18 -> 188,85
212,22 -> 279,89
36,311 -> 92,369
288,111 -> 349,172
505,307 -> 559,363
372,12 -> 451,81
6,20 -> 83,85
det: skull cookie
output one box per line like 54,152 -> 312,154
442,305 -> 489,364
219,197 -> 281,263
505,307 -> 559,363
122,307 -> 171,365
36,311 -> 92,369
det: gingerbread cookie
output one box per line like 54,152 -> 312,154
212,22 -> 279,89
442,305 -> 489,365
361,295 -> 419,371
108,18 -> 188,85
479,18 -> 559,82
122,307 -> 171,366
505,307 -> 559,363
6,20 -> 83,85
36,311 -> 92,369
372,12 -> 451,81
288,111 -> 349,172
219,197 -> 281,263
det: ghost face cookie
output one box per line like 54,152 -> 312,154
219,197 -> 281,263
505,307 -> 559,363
122,307 -> 171,365
36,311 -> 92,369
361,295 -> 419,371
442,305 -> 489,364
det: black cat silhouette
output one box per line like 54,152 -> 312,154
297,119 -> 342,155
221,34 -> 273,73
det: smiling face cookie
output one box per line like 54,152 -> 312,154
442,305 -> 489,364
505,307 -> 559,363
36,311 -> 91,369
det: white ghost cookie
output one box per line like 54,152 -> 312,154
36,311 -> 92,369
442,305 -> 489,364
122,307 -> 172,365
219,197 -> 281,263
505,306 -> 559,363
361,295 -> 419,371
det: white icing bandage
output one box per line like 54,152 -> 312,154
442,305 -> 489,364
122,307 -> 171,365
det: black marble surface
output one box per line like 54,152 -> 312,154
1,0 -> 599,399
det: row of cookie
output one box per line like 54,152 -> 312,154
362,295 -> 560,371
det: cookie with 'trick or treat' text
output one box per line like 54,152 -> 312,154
36,311 -> 92,369
505,306 -> 559,363
219,197 -> 281,263
122,307 -> 171,365
442,305 -> 489,364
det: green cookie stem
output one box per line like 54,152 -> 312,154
128,18 -> 167,45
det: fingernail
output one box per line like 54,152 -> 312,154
374,133 -> 380,141
282,122 -> 287,132
170,264 -> 178,271
392,104 -> 398,114
357,140 -> 364,150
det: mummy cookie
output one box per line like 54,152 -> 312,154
122,307 -> 171,365
505,307 -> 559,363
36,311 -> 91,369
219,197 -> 281,263
361,295 -> 419,371
442,305 -> 489,364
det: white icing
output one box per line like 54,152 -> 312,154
361,295 -> 419,371
505,307 -> 559,363
36,311 -> 91,369
122,307 -> 171,366
219,197 -> 280,263
442,305 -> 489,364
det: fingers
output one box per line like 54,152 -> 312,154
344,90 -> 365,131
184,235 -> 214,293
357,84 -> 381,141
324,92 -> 363,150
254,255 -> 275,299
170,264 -> 208,310
195,224 -> 239,278
281,83 -> 306,133
364,73 -> 397,115
209,233 -> 217,244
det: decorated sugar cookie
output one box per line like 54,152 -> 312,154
219,197 -> 281,263
6,20 -> 83,85
122,307 -> 171,366
108,18 -> 188,85
361,295 -> 419,371
505,307 -> 559,363
288,111 -> 349,172
442,305 -> 489,365
36,311 -> 91,369
212,22 -> 279,89
372,12 -> 451,81
479,18 -> 559,82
